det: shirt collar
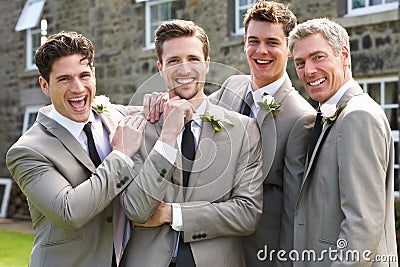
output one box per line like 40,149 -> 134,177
48,107 -> 95,139
322,78 -> 355,106
191,96 -> 207,127
249,73 -> 286,105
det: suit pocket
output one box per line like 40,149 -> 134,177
41,236 -> 83,248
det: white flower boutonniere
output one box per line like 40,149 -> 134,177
92,95 -> 111,113
257,93 -> 281,116
320,103 -> 347,124
200,115 -> 234,132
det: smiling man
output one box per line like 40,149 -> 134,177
289,18 -> 397,266
119,19 -> 264,267
6,31 -> 146,267
209,2 -> 316,266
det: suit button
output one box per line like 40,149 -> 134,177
160,168 -> 167,177
201,233 -> 207,238
124,176 -> 129,182
116,183 -> 122,188
192,234 -> 197,239
106,216 -> 113,223
120,180 -> 125,185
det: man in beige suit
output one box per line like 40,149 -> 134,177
119,20 -> 263,267
6,32 -> 146,267
289,18 -> 397,266
209,2 -> 316,266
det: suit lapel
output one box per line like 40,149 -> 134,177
184,100 -> 217,201
256,75 -> 293,126
303,82 -> 364,179
37,109 -> 96,172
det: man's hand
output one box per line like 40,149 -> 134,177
110,115 -> 146,157
159,96 -> 196,147
143,92 -> 168,123
133,202 -> 172,227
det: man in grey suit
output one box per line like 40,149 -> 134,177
6,31 -> 146,267
289,18 -> 397,266
119,20 -> 264,267
209,2 -> 316,266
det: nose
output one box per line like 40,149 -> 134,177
177,62 -> 191,75
71,77 -> 85,93
304,60 -> 317,77
256,42 -> 269,55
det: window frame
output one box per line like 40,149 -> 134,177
357,76 -> 399,197
143,0 -> 176,49
22,105 -> 42,134
346,0 -> 398,17
234,0 -> 255,35
15,0 -> 47,70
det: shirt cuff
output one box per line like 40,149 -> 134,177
153,140 -> 177,165
171,203 -> 183,231
112,150 -> 135,168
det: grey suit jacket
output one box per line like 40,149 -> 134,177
6,105 -> 135,267
294,83 -> 398,266
120,99 -> 264,267
209,74 -> 316,266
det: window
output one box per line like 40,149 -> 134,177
140,0 -> 176,48
22,106 -> 41,133
234,0 -> 255,35
347,0 -> 398,17
357,77 -> 399,196
15,0 -> 47,70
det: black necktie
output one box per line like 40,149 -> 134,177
307,110 -> 323,162
181,120 -> 195,188
241,92 -> 254,117
83,122 -> 101,167
176,120 -> 196,267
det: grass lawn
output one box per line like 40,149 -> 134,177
0,229 -> 33,267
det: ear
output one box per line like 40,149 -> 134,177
205,57 -> 211,74
243,35 -> 247,52
341,45 -> 351,67
157,61 -> 163,77
39,76 -> 50,96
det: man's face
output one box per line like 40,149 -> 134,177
244,20 -> 290,89
158,36 -> 210,100
292,33 -> 350,104
39,54 -> 96,122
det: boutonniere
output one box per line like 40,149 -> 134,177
92,95 -> 111,113
200,115 -> 234,132
320,103 -> 347,124
257,93 -> 281,116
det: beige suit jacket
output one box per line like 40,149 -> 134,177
294,84 -> 398,266
120,99 -> 264,267
6,105 -> 134,267
209,74 -> 316,266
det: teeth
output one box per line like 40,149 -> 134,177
309,78 -> 326,86
256,59 -> 270,64
69,96 -> 85,101
176,78 -> 195,84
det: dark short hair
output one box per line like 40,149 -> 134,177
35,31 -> 94,82
154,19 -> 209,63
243,1 -> 297,37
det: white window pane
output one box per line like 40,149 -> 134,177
22,106 -> 41,133
15,0 -> 46,32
